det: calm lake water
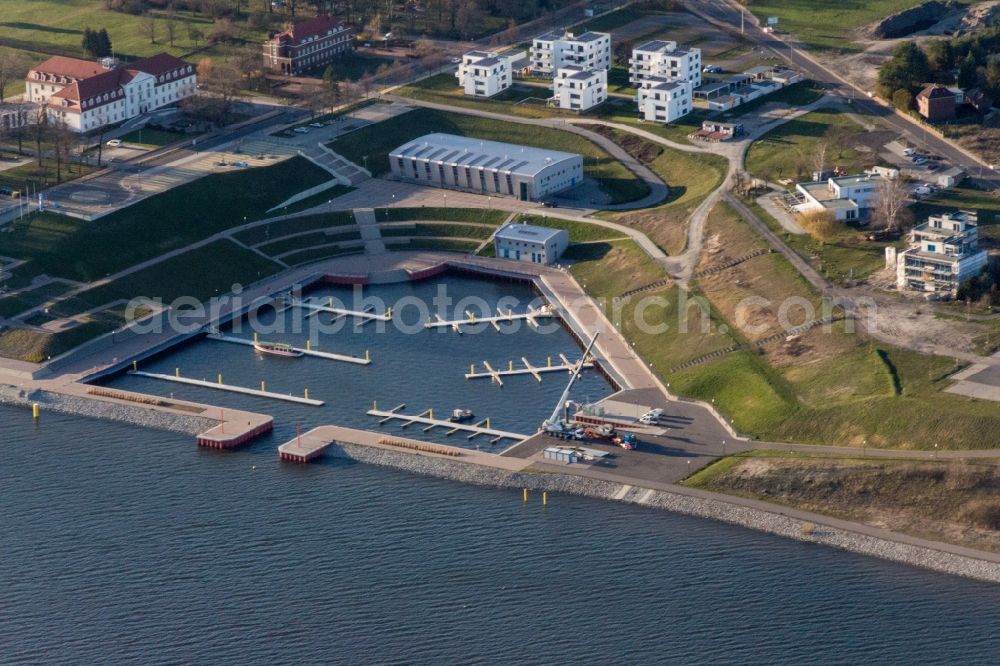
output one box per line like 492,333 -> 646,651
3,276 -> 999,663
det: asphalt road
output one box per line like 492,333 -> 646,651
685,0 -> 1000,188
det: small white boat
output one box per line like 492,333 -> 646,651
448,408 -> 474,422
254,341 -> 303,358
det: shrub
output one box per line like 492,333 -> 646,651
798,209 -> 843,242
892,88 -> 913,111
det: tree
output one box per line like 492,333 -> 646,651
958,52 -> 978,89
925,39 -> 954,75
0,50 -> 29,104
871,175 -> 912,231
877,42 -> 930,97
798,209 -> 841,242
187,21 -> 204,47
811,140 -> 828,177
139,13 -> 157,44
892,88 -> 912,111
50,120 -> 73,182
165,5 -> 178,47
97,28 -> 113,57
986,58 -> 1000,98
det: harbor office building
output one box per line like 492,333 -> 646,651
494,222 -> 569,264
389,133 -> 583,202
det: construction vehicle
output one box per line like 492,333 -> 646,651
541,332 -> 598,440
612,432 -> 638,450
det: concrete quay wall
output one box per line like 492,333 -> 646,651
326,441 -> 1000,584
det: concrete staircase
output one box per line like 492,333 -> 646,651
353,208 -> 385,254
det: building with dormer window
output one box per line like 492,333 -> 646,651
262,15 -> 353,76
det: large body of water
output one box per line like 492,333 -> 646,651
3,275 -> 999,663
2,408 -> 999,664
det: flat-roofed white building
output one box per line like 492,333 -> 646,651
793,173 -> 884,222
531,30 -> 611,76
636,76 -> 693,123
456,50 -> 512,98
552,66 -> 607,111
494,222 -> 569,264
629,40 -> 702,87
893,211 -> 988,298
389,133 -> 583,201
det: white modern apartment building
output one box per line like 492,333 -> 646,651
893,211 -> 989,298
629,40 -> 702,87
793,173 -> 884,222
636,76 -> 693,123
389,133 -> 583,201
455,50 -> 512,97
552,66 -> 607,111
531,30 -> 611,76
26,53 -> 195,132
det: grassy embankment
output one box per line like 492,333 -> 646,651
684,451 -> 1000,552
745,0 -> 934,52
326,107 -> 650,205
587,125 -> 728,255
569,198 -> 1000,448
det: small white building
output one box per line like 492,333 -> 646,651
389,133 -> 583,201
455,50 -> 512,98
894,211 -> 988,298
531,30 -> 611,76
552,66 -> 607,111
494,222 -> 569,264
636,76 -> 693,123
629,40 -> 702,87
794,173 -> 884,222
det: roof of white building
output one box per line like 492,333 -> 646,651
536,29 -> 607,43
635,39 -> 696,56
641,76 -> 689,91
390,133 -> 581,177
495,222 -> 567,244
558,65 -> 602,81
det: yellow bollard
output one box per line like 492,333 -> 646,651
523,488 -> 528,502
470,363 -> 475,375
429,408 -> 434,420
32,403 -> 39,420
254,332 -> 259,343
175,367 -> 180,377
218,374 -> 223,385
306,340 -> 312,351
547,356 -> 552,367
132,360 -> 138,371
304,388 -> 309,400
387,307 -> 392,318
486,417 -> 491,429
508,360 -> 513,371
261,381 -> 266,392
328,297 -> 333,307
543,491 -> 548,506
366,350 -> 370,362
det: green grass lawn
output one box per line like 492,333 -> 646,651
327,107 -> 650,204
0,282 -> 73,319
0,154 -> 100,192
265,186 -> 356,217
745,108 -> 874,182
0,157 -> 330,283
514,214 -> 629,243
388,238 -> 480,253
116,128 -> 186,148
379,223 -> 494,239
395,74 -> 560,120
726,80 -> 827,117
280,245 -> 364,267
234,211 -> 357,247
375,207 -> 508,225
747,0 -> 935,52
257,229 -> 364,257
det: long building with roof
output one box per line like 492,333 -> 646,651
262,15 -> 353,76
388,133 -> 583,201
26,53 -> 195,132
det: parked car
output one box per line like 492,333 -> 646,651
703,65 -> 722,73
106,139 -> 122,147
309,122 -> 324,128
902,147 -> 916,156
293,127 -> 310,134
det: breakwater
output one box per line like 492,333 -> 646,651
0,384 -> 214,435
325,441 -> 1000,584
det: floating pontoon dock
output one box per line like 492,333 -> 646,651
128,370 -> 324,405
425,305 -> 555,333
366,403 -> 527,444
466,355 -> 594,386
291,298 -> 391,325
206,333 -> 370,365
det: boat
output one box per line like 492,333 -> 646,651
253,341 -> 304,358
448,408 -> 474,422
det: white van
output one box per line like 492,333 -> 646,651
106,139 -> 122,147
639,408 -> 664,425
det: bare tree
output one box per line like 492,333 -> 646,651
165,5 -> 178,47
51,120 -> 73,182
0,51 -> 30,104
811,140 -> 828,177
32,106 -> 48,167
139,13 -> 158,44
870,175 -> 912,230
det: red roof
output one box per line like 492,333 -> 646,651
30,55 -> 106,81
129,52 -> 190,77
277,15 -> 342,45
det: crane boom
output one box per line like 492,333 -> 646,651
544,332 -> 599,427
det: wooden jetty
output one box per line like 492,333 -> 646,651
206,333 -> 370,365
424,304 -> 555,333
366,403 -> 527,444
128,370 -> 324,405
466,355 -> 594,386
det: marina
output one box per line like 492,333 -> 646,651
207,333 -> 371,365
466,355 -> 594,385
424,304 -> 556,333
291,298 -> 392,324
366,403 -> 529,443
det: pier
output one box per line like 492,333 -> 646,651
366,403 -> 528,444
128,370 -> 324,405
206,333 -> 371,365
424,305 -> 555,333
466,355 -> 593,386
291,298 -> 391,325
